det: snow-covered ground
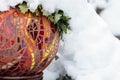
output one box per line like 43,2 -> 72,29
1,0 -> 120,80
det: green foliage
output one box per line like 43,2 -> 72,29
34,8 -> 40,16
40,6 -> 50,16
18,2 -> 71,39
18,3 -> 28,13
47,10 -> 71,39
55,55 -> 59,60
56,74 -> 73,80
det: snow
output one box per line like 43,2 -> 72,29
1,0 -> 120,80
100,0 -> 120,35
88,0 -> 109,9
88,0 -> 120,35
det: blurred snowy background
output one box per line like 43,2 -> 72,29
0,0 -> 120,80
89,0 -> 120,36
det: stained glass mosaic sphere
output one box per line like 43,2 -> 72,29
0,9 -> 60,76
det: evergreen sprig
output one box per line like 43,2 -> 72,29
18,2 -> 71,39
18,2 -> 28,13
55,55 -> 59,60
47,10 -> 71,39
56,74 -> 73,80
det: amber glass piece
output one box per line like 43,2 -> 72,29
13,12 -> 18,17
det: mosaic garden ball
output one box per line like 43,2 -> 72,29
0,9 -> 60,76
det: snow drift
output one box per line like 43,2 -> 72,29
0,0 -> 120,80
